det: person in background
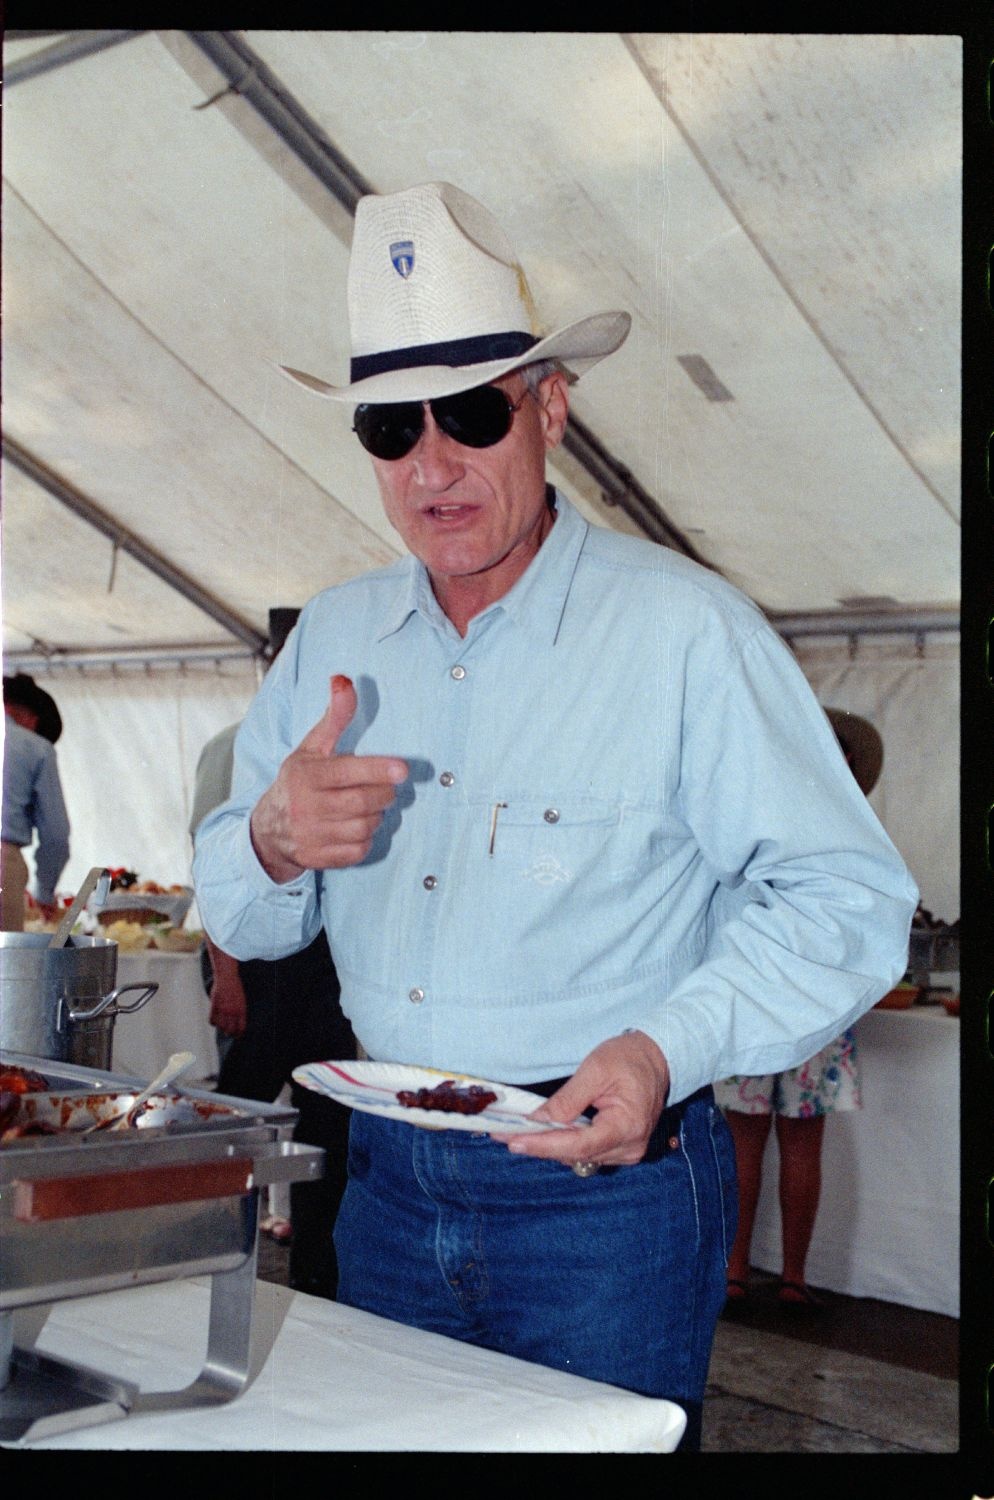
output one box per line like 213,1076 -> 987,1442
715,708 -> 883,1307
189,714 -> 241,1071
2,673 -> 70,931
190,609 -> 354,1298
193,182 -> 917,1448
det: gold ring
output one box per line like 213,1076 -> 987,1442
572,1160 -> 600,1177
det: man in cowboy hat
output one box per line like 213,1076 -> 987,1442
2,672 -> 71,930
194,181 -> 917,1447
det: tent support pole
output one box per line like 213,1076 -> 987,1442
772,608 -> 959,638
3,31 -> 147,87
3,437 -> 266,655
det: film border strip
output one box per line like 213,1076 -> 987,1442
964,17 -> 994,1495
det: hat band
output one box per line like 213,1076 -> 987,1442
350,330 -> 538,383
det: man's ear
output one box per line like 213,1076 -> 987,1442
537,371 -> 570,451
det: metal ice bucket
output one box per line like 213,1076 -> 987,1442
0,933 -> 157,1069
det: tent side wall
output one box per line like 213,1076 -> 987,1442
30,660 -> 260,920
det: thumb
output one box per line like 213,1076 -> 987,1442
529,1073 -> 594,1126
299,674 -> 357,757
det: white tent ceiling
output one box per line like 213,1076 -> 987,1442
1,30 -> 961,667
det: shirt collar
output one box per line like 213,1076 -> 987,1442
375,489 -> 589,647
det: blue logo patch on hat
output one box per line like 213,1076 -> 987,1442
390,240 -> 415,278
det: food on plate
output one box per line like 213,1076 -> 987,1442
0,1069 -> 55,1140
0,1116 -> 59,1143
98,877 -> 193,935
396,1079 -> 498,1114
101,919 -> 153,950
0,1089 -> 243,1144
86,1100 -> 156,1131
118,879 -> 189,895
874,982 -> 921,1010
0,1064 -> 52,1094
152,925 -> 203,952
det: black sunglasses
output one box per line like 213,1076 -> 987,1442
353,385 -> 529,462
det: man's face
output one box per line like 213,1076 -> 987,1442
368,370 -> 569,609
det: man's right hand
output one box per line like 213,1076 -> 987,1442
249,674 -> 408,883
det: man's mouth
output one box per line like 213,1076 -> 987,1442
423,503 -> 478,521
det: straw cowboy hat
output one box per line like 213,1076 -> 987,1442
280,181 -> 631,404
825,707 -> 883,795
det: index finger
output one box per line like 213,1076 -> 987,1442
490,1119 -> 599,1162
323,753 -> 409,786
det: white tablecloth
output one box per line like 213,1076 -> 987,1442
13,1278 -> 686,1451
747,1006 -> 959,1316
110,951 -> 218,1086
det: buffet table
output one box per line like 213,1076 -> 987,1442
111,951 -> 218,1086
747,1005 -> 959,1316
11,1278 -> 686,1451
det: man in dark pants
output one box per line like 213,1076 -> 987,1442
214,929 -> 353,1298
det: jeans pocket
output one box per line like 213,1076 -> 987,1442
707,1104 -> 739,1265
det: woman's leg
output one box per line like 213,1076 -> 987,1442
723,1109 -> 773,1285
775,1113 -> 826,1291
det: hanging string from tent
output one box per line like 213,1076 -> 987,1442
107,534 -> 123,595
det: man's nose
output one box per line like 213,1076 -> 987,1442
410,406 -> 465,487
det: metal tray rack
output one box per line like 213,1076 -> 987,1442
0,1050 -> 324,1443
906,927 -> 960,984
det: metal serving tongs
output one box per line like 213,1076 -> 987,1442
48,866 -> 112,947
84,1050 -> 197,1133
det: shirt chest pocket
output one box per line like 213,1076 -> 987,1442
467,795 -> 663,886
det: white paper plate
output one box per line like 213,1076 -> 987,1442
291,1060 -> 591,1135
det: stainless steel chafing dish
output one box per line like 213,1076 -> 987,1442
907,926 -> 960,982
0,1050 -> 325,1443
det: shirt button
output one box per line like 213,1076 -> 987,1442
423,875 -> 438,890
543,808 -> 560,824
450,665 -> 467,680
408,987 -> 425,1005
439,771 -> 455,787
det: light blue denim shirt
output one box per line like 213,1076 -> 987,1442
193,494 -> 917,1104
2,717 -> 71,905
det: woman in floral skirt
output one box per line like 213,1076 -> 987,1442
715,707 -> 883,1307
714,1031 -> 862,1305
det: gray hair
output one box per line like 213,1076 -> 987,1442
519,357 -> 576,394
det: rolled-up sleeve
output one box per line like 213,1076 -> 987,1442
631,622 -> 918,1105
193,803 -> 322,959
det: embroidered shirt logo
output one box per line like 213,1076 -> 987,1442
522,855 -> 571,886
390,240 -> 415,278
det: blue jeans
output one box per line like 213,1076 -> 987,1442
334,1087 -> 737,1450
